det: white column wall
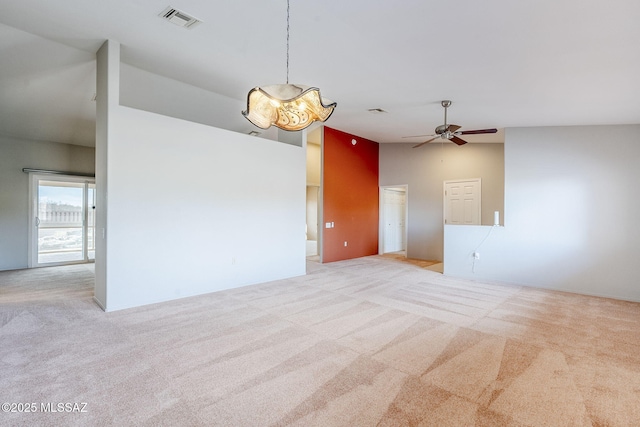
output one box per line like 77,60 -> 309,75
94,40 -> 119,308
104,107 -> 305,311
95,40 -> 306,311
444,125 -> 640,302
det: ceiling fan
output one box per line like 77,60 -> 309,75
406,100 -> 497,148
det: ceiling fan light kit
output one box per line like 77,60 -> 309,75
411,100 -> 497,148
242,0 -> 336,131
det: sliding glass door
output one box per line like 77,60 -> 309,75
30,174 -> 96,267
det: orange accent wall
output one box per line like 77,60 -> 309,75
323,127 -> 379,263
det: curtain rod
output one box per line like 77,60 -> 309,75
22,168 -> 95,178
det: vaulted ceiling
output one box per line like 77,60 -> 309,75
1,0 -> 639,147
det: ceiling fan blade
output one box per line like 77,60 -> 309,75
450,135 -> 468,146
447,124 -> 461,132
459,128 -> 498,135
412,137 -> 438,148
402,134 -> 434,139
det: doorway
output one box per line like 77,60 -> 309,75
306,185 -> 319,257
380,186 -> 407,255
29,174 -> 96,267
306,128 -> 322,261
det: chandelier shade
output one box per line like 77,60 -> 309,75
242,0 -> 336,132
243,84 -> 336,131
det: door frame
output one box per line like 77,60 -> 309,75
379,185 -> 408,255
28,173 -> 96,268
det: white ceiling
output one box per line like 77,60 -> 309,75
1,0 -> 639,147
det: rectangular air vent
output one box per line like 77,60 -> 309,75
159,7 -> 202,29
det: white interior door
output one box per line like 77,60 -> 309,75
444,179 -> 481,225
382,188 -> 406,253
30,174 -> 96,267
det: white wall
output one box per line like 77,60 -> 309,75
102,106 -> 306,311
444,125 -> 640,302
0,135 -> 95,270
379,143 -> 504,261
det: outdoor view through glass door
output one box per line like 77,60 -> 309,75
31,175 -> 95,266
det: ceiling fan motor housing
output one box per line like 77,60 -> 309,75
411,100 -> 497,148
435,124 -> 448,135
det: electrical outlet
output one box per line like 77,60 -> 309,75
344,241 -> 348,247
473,252 -> 480,260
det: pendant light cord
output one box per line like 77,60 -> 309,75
286,0 -> 290,84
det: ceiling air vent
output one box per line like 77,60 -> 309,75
159,7 -> 202,29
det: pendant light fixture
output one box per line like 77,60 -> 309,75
242,0 -> 336,131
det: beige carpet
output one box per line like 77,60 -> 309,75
380,252 -> 444,274
380,252 -> 441,269
1,257 -> 640,426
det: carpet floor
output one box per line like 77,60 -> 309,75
1,256 -> 639,426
